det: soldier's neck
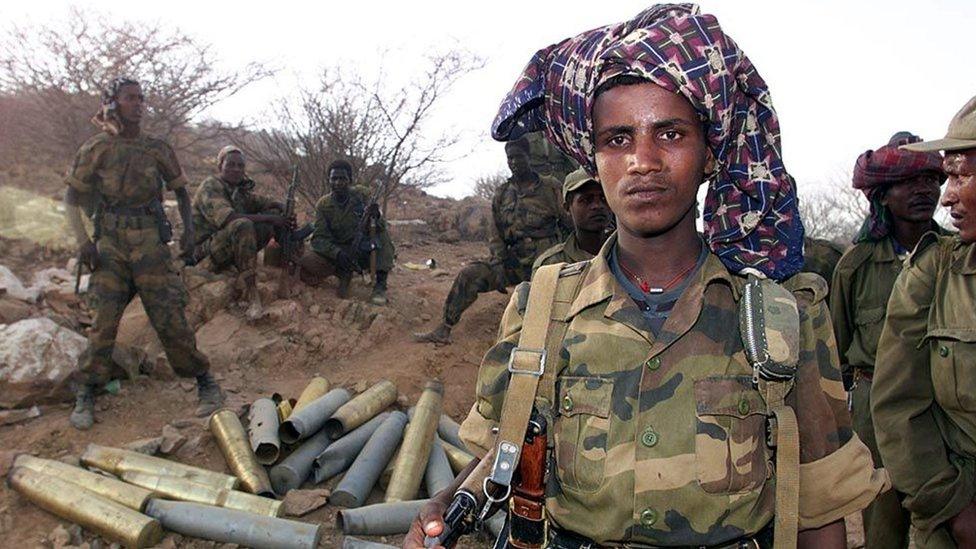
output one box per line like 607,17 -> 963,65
576,228 -> 607,256
119,122 -> 141,138
891,216 -> 933,252
616,210 -> 701,287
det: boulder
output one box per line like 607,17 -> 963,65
0,296 -> 31,324
0,317 -> 86,408
0,265 -> 39,303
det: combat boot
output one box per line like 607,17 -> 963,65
412,322 -> 452,344
337,275 -> 352,299
69,383 -> 96,430
195,372 -> 225,417
370,271 -> 389,306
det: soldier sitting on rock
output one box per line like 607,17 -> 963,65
190,146 -> 296,320
532,167 -> 612,273
297,159 -> 395,305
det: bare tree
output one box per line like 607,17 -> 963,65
0,8 -> 273,165
798,174 -> 868,245
246,50 -> 484,214
472,171 -> 508,201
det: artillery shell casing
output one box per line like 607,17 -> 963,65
277,398 -> 295,422
270,428 -> 332,494
312,412 -> 389,484
280,388 -> 352,444
81,443 -> 239,491
146,499 -> 321,549
9,467 -> 162,548
441,440 -> 476,475
14,455 -> 153,511
121,471 -> 283,518
424,436 -> 454,498
336,499 -> 429,536
324,380 -> 397,438
486,510 -> 506,538
210,409 -> 275,497
437,414 -> 468,451
379,447 -> 401,490
385,380 -> 443,502
342,536 -> 398,548
248,397 -> 281,465
292,376 -> 330,413
331,411 -> 407,508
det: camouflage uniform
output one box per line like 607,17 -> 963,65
441,174 -> 566,326
297,187 -> 395,282
460,236 -> 886,546
191,175 -> 280,273
873,234 -> 976,549
66,132 -> 210,383
802,236 -> 844,292
531,234 -> 595,275
527,131 -> 579,185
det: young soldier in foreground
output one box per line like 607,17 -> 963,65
406,4 -> 885,548
64,78 -> 223,429
830,131 -> 946,548
531,167 -> 611,273
873,95 -> 976,549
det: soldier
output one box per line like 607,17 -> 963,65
63,78 -> 223,430
526,130 -> 579,185
873,96 -> 976,549
297,159 -> 394,305
531,167 -> 611,272
830,131 -> 946,548
191,146 -> 295,319
407,5 -> 885,548
802,236 -> 844,291
413,138 -> 568,344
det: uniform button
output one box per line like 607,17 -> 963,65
562,394 -> 574,412
939,346 -> 950,358
644,357 -> 661,371
640,507 -> 658,526
738,398 -> 751,415
641,428 -> 658,447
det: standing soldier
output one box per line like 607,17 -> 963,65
874,96 -> 976,548
413,138 -> 568,344
191,146 -> 295,320
63,78 -> 223,430
526,130 -> 579,185
407,5 -> 886,548
830,131 -> 946,548
297,159 -> 395,305
532,167 -> 611,272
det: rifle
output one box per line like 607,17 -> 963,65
349,177 -> 387,279
280,166 -> 299,272
426,410 -> 549,548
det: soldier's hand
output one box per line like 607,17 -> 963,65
80,240 -> 99,271
950,501 -> 976,548
287,214 -> 298,231
402,496 -> 448,548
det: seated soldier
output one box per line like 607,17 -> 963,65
191,146 -> 294,319
532,167 -> 611,273
297,159 -> 395,305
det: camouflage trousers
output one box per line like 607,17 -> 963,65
297,235 -> 395,286
441,260 -> 527,326
196,217 -> 276,274
851,378 -> 910,549
80,224 -> 210,384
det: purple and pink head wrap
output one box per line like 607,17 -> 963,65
491,3 -> 804,280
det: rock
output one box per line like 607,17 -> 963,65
0,405 -> 41,426
437,229 -> 461,244
264,300 -> 301,325
309,304 -> 320,316
0,265 -> 40,303
169,418 -> 199,429
282,488 -> 330,516
159,424 -> 187,455
123,437 -> 162,455
420,313 -> 432,322
0,317 -> 87,408
180,381 -> 196,392
111,344 -> 149,380
0,296 -> 31,324
48,525 -> 72,548
181,433 -> 211,456
0,450 -> 20,477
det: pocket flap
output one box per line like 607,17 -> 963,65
924,328 -> 976,344
557,376 -> 612,418
854,306 -> 886,326
695,376 -> 766,418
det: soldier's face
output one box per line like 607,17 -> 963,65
592,82 -> 713,238
941,148 -> 976,242
330,169 -> 351,195
220,152 -> 246,184
882,172 -> 941,224
116,83 -> 144,125
507,150 -> 532,177
569,181 -> 611,233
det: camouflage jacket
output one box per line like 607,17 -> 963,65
488,173 -> 568,270
527,131 -> 579,185
310,188 -> 386,261
191,175 -> 278,245
531,233 -> 595,275
460,236 -> 886,546
802,237 -> 844,293
873,234 -> 976,536
65,132 -> 187,209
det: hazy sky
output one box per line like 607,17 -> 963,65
4,1 -> 975,199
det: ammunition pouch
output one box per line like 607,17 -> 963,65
101,199 -> 172,244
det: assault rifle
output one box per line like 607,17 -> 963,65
349,177 -> 387,280
280,166 -> 300,272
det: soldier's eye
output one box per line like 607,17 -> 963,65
659,129 -> 683,142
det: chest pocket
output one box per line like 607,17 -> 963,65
694,376 -> 769,494
101,148 -> 160,205
854,305 -> 887,358
554,376 -> 613,493
926,328 -> 976,412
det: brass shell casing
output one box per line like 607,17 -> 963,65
385,380 -> 444,502
209,409 -> 275,497
325,380 -> 398,438
14,455 -> 153,511
441,441 -> 476,475
293,376 -> 330,413
81,444 -> 239,492
121,471 -> 283,518
9,467 -> 163,548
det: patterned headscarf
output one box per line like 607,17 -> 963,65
852,132 -> 944,243
491,3 -> 803,280
91,77 -> 139,135
216,145 -> 245,170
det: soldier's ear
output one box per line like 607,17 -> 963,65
703,149 -> 716,181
